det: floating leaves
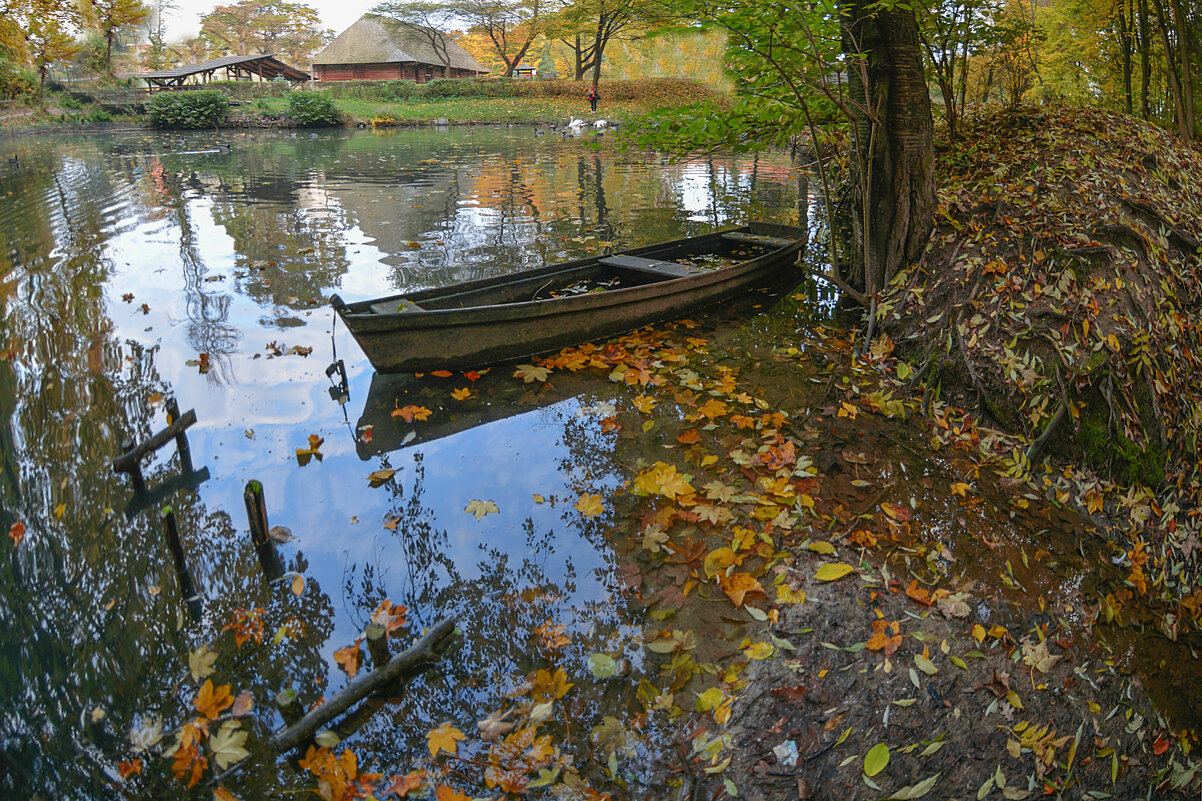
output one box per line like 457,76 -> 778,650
513,363 -> 551,383
392,404 -> 431,423
296,434 -> 324,466
209,721 -> 249,770
574,493 -> 604,518
188,645 -> 218,683
367,469 -> 396,487
465,499 -> 499,519
8,522 -> 24,545
334,640 -> 364,678
866,619 -> 902,656
427,722 -> 466,757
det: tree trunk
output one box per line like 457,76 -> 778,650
1138,0 -> 1151,118
1119,0 -> 1133,115
1152,0 -> 1191,142
841,0 -> 937,299
1169,0 -> 1195,135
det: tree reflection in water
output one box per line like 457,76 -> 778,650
0,127 -> 810,798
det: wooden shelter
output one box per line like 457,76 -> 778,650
138,55 -> 310,89
312,15 -> 487,82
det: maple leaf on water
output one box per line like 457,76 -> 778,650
223,608 -> 265,648
427,722 -> 466,758
513,363 -> 551,383
194,679 -> 235,720
231,689 -> 254,718
696,398 -> 728,420
171,742 -> 207,788
381,771 -> 427,798
632,394 -> 658,413
866,619 -> 902,656
392,404 -> 431,423
631,462 -> 694,501
529,666 -> 574,702
720,572 -> 764,607
334,640 -> 364,678
8,522 -> 24,546
436,786 -> 472,801
465,499 -> 499,519
451,387 -> 472,401
371,599 -> 409,634
209,721 -> 250,770
117,759 -> 142,779
574,493 -> 604,518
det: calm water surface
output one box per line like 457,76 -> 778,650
0,126 -> 810,796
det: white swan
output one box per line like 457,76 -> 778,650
567,118 -> 585,129
594,119 -> 609,129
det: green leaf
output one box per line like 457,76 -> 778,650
863,742 -> 890,777
587,653 -> 617,679
886,772 -> 942,799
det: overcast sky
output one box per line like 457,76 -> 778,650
164,0 -> 370,41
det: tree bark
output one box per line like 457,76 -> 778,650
1152,0 -> 1191,142
841,0 -> 937,299
1138,0 -> 1151,118
1118,0 -> 1133,115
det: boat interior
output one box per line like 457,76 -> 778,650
366,231 -> 797,314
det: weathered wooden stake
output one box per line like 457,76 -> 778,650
275,688 -> 303,727
365,623 -> 391,669
244,480 -> 285,583
120,437 -> 146,494
165,398 -> 194,473
160,505 -> 202,621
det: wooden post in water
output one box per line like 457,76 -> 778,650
120,438 -> 146,494
160,506 -> 202,621
365,623 -> 391,669
165,398 -> 194,474
244,480 -> 284,583
275,688 -> 303,727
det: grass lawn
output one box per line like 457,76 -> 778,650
254,95 -> 684,125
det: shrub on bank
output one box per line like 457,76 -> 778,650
206,80 -> 293,100
0,61 -> 39,103
312,77 -> 718,105
146,90 -> 230,128
286,91 -> 343,126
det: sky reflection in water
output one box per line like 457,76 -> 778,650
0,125 -> 809,795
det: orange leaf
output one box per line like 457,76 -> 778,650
451,387 -> 471,401
427,722 -> 466,757
194,679 -> 234,720
8,522 -> 24,545
392,404 -> 432,423
865,619 -> 902,656
382,771 -> 426,797
720,572 -> 764,607
1152,733 -> 1171,756
905,579 -> 932,605
334,641 -> 364,678
117,759 -> 142,779
880,502 -> 911,522
436,786 -> 471,801
677,429 -> 702,445
430,370 -> 453,377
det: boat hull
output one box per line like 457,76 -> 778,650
333,223 -> 805,373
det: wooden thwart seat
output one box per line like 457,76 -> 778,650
372,298 -> 424,314
721,232 -> 796,249
599,254 -> 697,278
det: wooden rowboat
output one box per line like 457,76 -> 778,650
331,222 -> 806,373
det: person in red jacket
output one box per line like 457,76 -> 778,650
587,85 -> 599,113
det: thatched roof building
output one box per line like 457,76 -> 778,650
312,15 -> 487,82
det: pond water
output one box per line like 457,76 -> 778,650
0,126 -> 814,796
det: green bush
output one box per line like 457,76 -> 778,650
146,90 -> 230,128
86,108 -> 112,123
286,91 -> 343,126
206,80 -> 293,99
58,94 -> 85,109
0,61 -> 39,103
